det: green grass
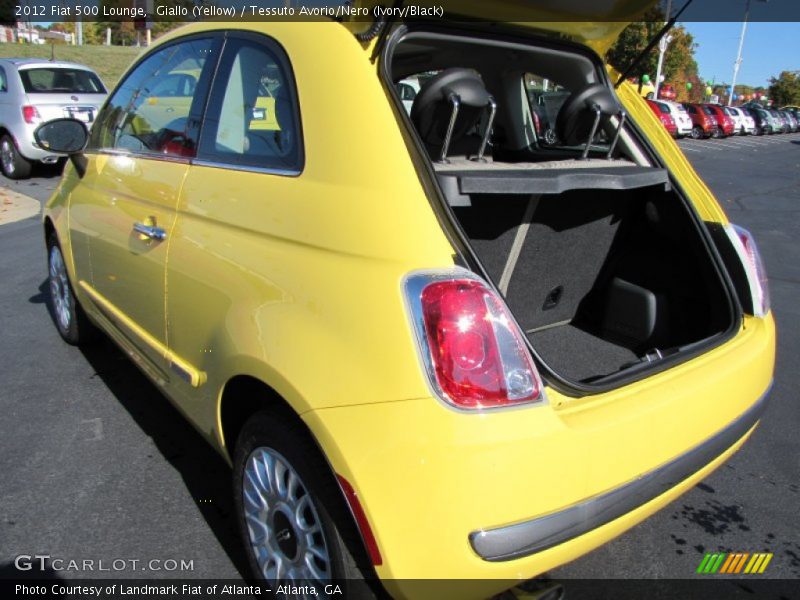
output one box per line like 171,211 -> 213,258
0,44 -> 141,88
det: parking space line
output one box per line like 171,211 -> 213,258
682,142 -> 725,151
720,137 -> 771,147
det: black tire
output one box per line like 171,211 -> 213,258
233,410 -> 380,599
711,127 -> 722,139
690,126 -> 703,139
0,134 -> 32,179
46,232 -> 97,345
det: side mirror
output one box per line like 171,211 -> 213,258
34,118 -> 89,153
34,119 -> 89,177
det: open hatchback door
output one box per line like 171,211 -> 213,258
368,0 -> 764,392
351,0 -> 659,55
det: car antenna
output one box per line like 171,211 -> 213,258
615,0 -> 694,88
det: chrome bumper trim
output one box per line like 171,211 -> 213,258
469,384 -> 771,561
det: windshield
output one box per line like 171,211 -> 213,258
19,68 -> 106,94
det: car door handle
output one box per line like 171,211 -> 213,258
133,222 -> 167,241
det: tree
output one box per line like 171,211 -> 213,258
95,20 -> 137,45
768,71 -> 800,107
606,9 -> 701,102
605,8 -> 665,80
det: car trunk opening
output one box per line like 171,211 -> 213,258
385,26 -> 737,389
452,184 -> 732,384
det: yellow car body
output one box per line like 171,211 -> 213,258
42,17 -> 774,600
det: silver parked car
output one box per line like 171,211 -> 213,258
0,59 -> 107,179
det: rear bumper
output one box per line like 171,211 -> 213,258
470,385 -> 770,561
303,315 -> 774,591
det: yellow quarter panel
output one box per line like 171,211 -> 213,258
161,23 -> 454,438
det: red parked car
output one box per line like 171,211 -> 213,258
646,99 -> 678,137
683,103 -> 720,139
703,104 -> 735,137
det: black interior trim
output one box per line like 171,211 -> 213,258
442,166 -> 668,195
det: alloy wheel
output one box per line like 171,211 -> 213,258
242,447 -> 332,589
1,138 -> 15,175
49,245 -> 72,332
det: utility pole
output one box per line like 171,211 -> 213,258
729,0 -> 768,105
76,17 -> 83,46
654,0 -> 673,100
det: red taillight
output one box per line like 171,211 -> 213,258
406,271 -> 543,409
725,224 -> 770,318
22,105 -> 41,125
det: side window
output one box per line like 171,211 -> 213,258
197,36 -> 302,172
0,67 -> 6,93
88,37 -> 215,158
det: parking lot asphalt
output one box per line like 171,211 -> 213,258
1,135 -> 798,592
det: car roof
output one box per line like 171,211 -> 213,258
0,58 -> 98,71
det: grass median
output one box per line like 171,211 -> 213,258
0,43 -> 142,88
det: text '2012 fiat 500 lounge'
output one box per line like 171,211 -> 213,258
39,3 -> 774,599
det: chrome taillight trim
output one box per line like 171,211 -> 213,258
402,267 -> 548,413
724,224 -> 770,318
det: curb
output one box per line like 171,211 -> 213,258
0,186 -> 42,226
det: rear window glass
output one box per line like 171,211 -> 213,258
19,68 -> 106,94
701,106 -> 714,116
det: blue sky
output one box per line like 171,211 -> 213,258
683,21 -> 800,88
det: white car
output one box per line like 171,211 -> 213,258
0,58 -> 107,179
726,106 -> 755,135
660,100 -> 693,138
396,77 -> 420,114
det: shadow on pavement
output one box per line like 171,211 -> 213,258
76,335 -> 250,579
32,276 -> 249,578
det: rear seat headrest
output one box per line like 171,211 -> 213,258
556,83 -> 620,146
410,68 -> 491,154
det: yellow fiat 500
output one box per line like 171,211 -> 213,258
39,4 -> 774,599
